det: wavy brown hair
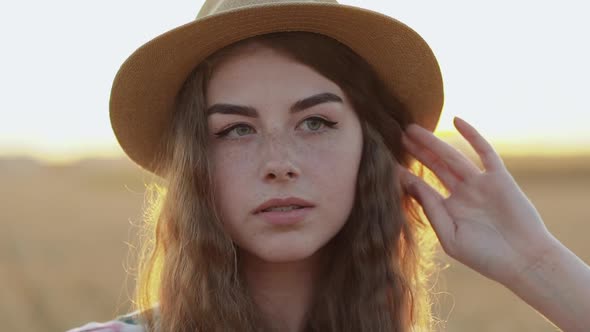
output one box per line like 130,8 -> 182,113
130,31 -> 444,332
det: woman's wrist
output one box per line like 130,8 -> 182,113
503,235 -> 590,331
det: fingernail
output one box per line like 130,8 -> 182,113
406,124 -> 423,136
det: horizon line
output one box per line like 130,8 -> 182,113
2,145 -> 590,166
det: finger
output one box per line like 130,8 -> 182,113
405,123 -> 482,180
397,162 -> 422,193
398,164 -> 456,246
453,116 -> 505,172
402,133 -> 459,192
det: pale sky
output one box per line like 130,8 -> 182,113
1,0 -> 589,162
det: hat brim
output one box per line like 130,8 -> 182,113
109,2 -> 444,175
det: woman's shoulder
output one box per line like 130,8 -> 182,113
66,306 -> 158,332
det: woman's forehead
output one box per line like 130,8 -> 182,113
206,49 -> 345,110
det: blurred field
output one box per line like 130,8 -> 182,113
0,153 -> 588,332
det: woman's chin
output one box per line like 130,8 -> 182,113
260,247 -> 318,263
240,243 -> 322,264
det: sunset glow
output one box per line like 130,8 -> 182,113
1,0 -> 589,163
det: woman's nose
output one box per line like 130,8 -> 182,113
263,160 -> 299,182
259,137 -> 300,182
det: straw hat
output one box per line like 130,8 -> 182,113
109,0 -> 444,175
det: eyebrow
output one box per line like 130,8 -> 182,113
206,92 -> 343,117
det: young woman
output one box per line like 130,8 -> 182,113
68,1 -> 590,331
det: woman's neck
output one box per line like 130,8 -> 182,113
239,248 -> 327,332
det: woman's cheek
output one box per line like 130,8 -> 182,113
215,153 -> 250,184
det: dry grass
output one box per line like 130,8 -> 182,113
0,153 -> 588,332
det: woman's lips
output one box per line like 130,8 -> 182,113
253,196 -> 314,214
256,206 -> 313,225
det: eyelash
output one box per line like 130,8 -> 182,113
214,116 -> 338,139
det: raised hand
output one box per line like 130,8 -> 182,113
397,116 -> 555,286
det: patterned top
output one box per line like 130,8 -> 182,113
66,307 -> 158,332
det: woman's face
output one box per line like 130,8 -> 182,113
206,45 -> 363,263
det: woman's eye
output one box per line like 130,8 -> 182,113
214,124 -> 255,139
213,117 -> 338,139
299,116 -> 338,132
